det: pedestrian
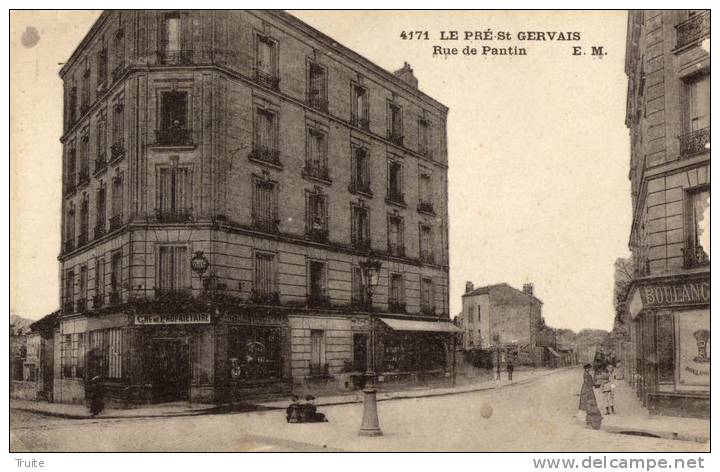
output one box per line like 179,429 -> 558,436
286,395 -> 302,423
300,395 -> 328,423
86,375 -> 105,417
579,363 -> 602,430
506,358 -> 514,381
600,366 -> 616,414
495,352 -> 502,380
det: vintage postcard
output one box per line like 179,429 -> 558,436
8,7 -> 711,461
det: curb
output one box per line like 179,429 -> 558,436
573,415 -> 709,444
12,406 -> 214,421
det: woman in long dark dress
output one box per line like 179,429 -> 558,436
579,364 -> 602,429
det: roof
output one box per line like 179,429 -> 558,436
29,310 -> 61,333
462,282 -> 543,304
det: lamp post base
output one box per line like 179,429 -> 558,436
358,387 -> 383,436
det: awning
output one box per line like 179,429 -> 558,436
379,318 -> 463,333
546,347 -> 561,358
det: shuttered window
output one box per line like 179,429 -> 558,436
97,110 -> 107,158
107,328 -> 123,379
351,266 -> 366,305
390,274 -> 404,305
157,167 -> 191,213
307,193 -> 328,234
112,97 -> 124,147
255,109 -> 276,152
421,278 -> 434,311
111,174 -> 123,219
157,246 -> 189,291
111,251 -> 122,294
688,75 -> 709,131
388,216 -> 403,255
351,205 -> 370,247
254,253 -> 275,297
95,258 -> 105,300
256,37 -> 276,76
353,147 -> 370,190
252,178 -> 278,232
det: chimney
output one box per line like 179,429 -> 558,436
523,283 -> 534,297
393,62 -> 418,89
465,281 -> 474,293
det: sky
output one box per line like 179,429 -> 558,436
10,11 -> 632,331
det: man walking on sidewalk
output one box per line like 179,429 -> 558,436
506,358 -> 514,381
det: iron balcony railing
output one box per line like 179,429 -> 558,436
420,251 -> 435,264
92,293 -> 104,309
110,142 -> 125,161
64,240 -> 75,253
109,291 -> 121,305
94,222 -> 106,240
676,11 -> 710,49
417,201 -> 435,215
109,214 -> 123,231
251,290 -> 280,305
303,162 -> 330,181
351,116 -> 370,130
307,225 -> 329,243
309,363 -> 330,378
77,168 -> 90,187
349,180 -> 372,195
254,69 -> 280,90
111,60 -> 126,83
154,288 -> 192,301
683,245 -> 709,269
388,243 -> 405,257
679,127 -> 710,157
155,207 -> 193,223
158,49 -> 193,65
308,93 -> 329,112
155,127 -> 193,146
307,293 -> 331,308
386,189 -> 406,205
76,298 -> 87,313
253,217 -> 280,234
77,231 -> 89,248
351,237 -> 372,252
388,300 -> 407,313
95,152 -> 107,174
387,130 -> 404,146
249,145 -> 281,166
63,299 -> 74,314
421,305 -> 437,316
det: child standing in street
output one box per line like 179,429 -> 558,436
600,366 -> 616,415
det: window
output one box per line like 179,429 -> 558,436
66,143 -> 77,191
656,313 -> 675,385
420,224 -> 433,263
351,84 -> 369,129
228,326 -> 281,382
421,278 -> 434,314
62,333 -> 85,379
106,328 -> 123,379
113,17 -> 126,80
310,330 -> 327,375
89,328 -> 123,380
306,190 -> 328,241
65,204 -> 76,251
64,269 -> 75,312
684,188 -> 710,268
351,146 -> 371,194
351,203 -> 371,250
305,128 -> 328,179
96,110 -> 107,169
308,260 -> 327,307
418,117 -> 431,156
94,258 -> 105,308
110,173 -> 123,230
308,62 -> 327,111
467,306 -> 475,323
255,35 -> 278,88
78,265 -> 88,312
418,170 -> 434,214
157,91 -> 191,145
387,101 -> 403,145
156,166 -> 192,222
688,75 -> 709,132
95,183 -> 106,238
252,176 -> 278,232
252,108 -> 279,164
97,44 -> 108,90
387,160 -> 404,204
110,251 -> 122,303
253,252 -> 277,303
79,196 -> 89,246
352,266 -> 368,307
389,273 -> 405,312
111,96 -> 125,159
68,85 -> 78,125
78,133 -> 90,185
388,215 -> 404,256
160,12 -> 191,64
157,246 -> 189,294
80,62 -> 91,113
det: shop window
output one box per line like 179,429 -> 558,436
656,313 -> 675,385
156,246 -> 189,294
156,166 -> 192,222
228,326 -> 281,382
684,188 -> 710,268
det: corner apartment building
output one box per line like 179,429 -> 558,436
56,10 -> 455,405
460,282 -> 544,365
623,10 -> 709,417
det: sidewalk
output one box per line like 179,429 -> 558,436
10,398 -> 217,420
585,380 -> 709,443
255,367 -> 563,409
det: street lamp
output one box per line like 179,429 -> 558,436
358,257 -> 383,437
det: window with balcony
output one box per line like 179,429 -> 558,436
304,128 -> 329,181
253,252 -> 278,304
65,144 -> 77,195
351,84 -> 369,129
64,269 -> 75,313
308,62 -> 328,111
350,146 -> 371,195
351,203 -> 371,250
157,91 -> 192,146
78,196 -> 89,247
389,273 -> 405,312
680,74 -> 709,157
386,160 -> 405,205
68,85 -> 78,126
80,63 -> 91,115
684,187 -> 710,268
418,117 -> 431,157
160,12 -> 191,64
388,215 -> 404,257
97,45 -> 108,91
156,166 -> 192,222
95,110 -> 107,173
421,277 -> 435,315
255,35 -> 279,89
78,133 -> 90,187
111,96 -> 125,160
420,224 -> 433,263
78,265 -> 88,312
94,258 -> 105,308
110,251 -> 122,304
675,10 -> 710,49
307,260 -> 328,307
306,190 -> 328,242
157,245 -> 189,297
112,18 -> 126,83
418,171 -> 434,214
65,204 -> 76,253
95,183 -> 106,239
387,101 -> 403,145
110,173 -> 123,230
251,108 -> 280,166
351,266 -> 369,308
252,176 -> 279,233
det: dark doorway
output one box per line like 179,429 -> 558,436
150,338 -> 190,403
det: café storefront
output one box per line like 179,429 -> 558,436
626,274 -> 710,418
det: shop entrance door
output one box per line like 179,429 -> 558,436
151,338 -> 190,402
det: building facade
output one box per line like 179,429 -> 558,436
623,10 -> 709,417
460,282 -> 544,365
56,10 -> 454,405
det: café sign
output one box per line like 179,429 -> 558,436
134,313 -> 211,325
628,279 -> 709,318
